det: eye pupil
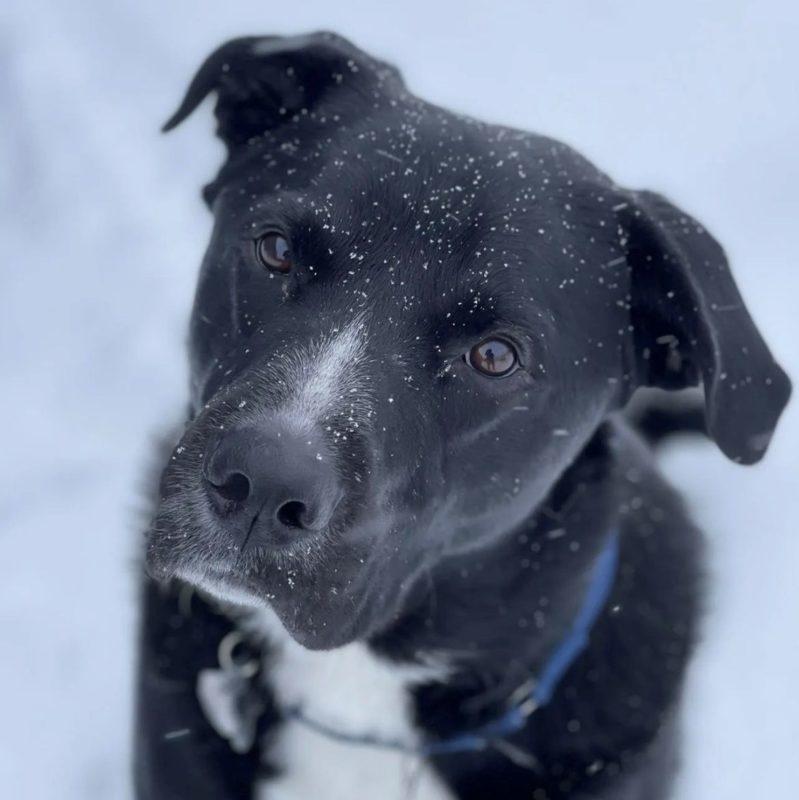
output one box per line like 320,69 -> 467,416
468,338 -> 518,377
257,233 -> 292,273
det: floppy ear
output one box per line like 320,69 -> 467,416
620,190 -> 790,464
162,31 -> 404,150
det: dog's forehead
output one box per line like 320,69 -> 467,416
207,106 -> 623,339
218,103 -> 607,221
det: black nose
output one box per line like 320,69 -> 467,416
203,423 -> 341,548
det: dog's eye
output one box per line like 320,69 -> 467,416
256,233 -> 292,273
467,338 -> 519,377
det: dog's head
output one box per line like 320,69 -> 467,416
146,33 -> 790,648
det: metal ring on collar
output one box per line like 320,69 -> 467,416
217,630 -> 259,679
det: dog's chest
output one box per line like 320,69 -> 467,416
248,611 -> 455,800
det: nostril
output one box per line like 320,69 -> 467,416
276,500 -> 309,530
210,472 -> 251,504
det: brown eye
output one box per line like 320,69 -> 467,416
256,233 -> 292,273
467,337 -> 519,377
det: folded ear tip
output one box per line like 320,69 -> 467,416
159,36 -> 264,137
161,99 -> 197,133
161,116 -> 179,134
160,88 -> 204,134
710,362 -> 791,465
715,426 -> 774,465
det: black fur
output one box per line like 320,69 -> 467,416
135,32 -> 790,799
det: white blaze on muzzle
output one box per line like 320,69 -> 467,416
279,313 -> 372,435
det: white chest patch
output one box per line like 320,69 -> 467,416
245,609 -> 455,800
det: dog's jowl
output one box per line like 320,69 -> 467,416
135,32 -> 791,800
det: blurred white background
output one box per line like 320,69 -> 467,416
1,1 -> 796,797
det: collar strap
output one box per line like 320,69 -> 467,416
288,529 -> 621,758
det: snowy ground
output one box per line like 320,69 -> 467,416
1,2 -> 796,798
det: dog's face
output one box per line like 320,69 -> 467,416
146,33 -> 789,649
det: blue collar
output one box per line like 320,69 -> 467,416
287,529 -> 621,761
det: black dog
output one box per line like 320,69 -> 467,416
136,32 -> 790,800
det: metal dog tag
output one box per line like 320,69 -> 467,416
197,666 -> 262,753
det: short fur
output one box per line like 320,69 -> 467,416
135,32 -> 790,799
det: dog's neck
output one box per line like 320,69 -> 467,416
369,421 -> 626,682
356,418 -> 694,792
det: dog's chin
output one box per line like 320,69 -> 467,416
175,564 -> 266,610
146,532 -> 399,650
183,565 -> 389,649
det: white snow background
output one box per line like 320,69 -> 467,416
1,1 -> 797,798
